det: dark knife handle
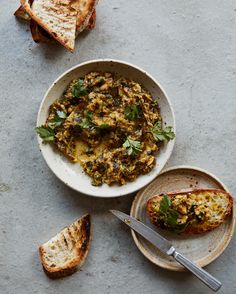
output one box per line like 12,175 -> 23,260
173,251 -> 222,292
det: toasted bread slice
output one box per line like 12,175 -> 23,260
21,0 -> 79,52
39,214 -> 91,279
15,3 -> 97,46
146,189 -> 233,234
15,4 -> 97,30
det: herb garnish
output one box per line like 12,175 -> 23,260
123,137 -> 142,156
72,79 -> 88,98
48,110 -> 67,129
150,121 -> 175,142
124,105 -> 142,120
78,111 -> 93,129
78,112 -> 111,133
158,195 -> 189,233
94,123 -> 111,132
36,126 -> 55,142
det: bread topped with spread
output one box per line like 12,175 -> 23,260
146,189 -> 233,234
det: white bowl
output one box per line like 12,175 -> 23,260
37,59 -> 176,197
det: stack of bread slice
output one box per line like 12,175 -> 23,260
15,0 -> 98,52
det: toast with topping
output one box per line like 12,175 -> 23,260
39,214 -> 91,278
146,189 -> 233,234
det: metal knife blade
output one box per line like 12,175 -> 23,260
110,209 -> 175,255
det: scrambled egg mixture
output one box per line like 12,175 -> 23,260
36,72 -> 174,186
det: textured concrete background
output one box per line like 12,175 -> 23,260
0,1 -> 236,293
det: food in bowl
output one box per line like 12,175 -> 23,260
36,71 -> 175,186
146,189 -> 233,234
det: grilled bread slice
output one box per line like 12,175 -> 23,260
21,0 -> 79,51
39,214 -> 91,278
146,189 -> 233,234
15,2 -> 97,46
15,4 -> 97,31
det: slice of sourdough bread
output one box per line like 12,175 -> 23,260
39,214 -> 91,278
21,0 -> 79,51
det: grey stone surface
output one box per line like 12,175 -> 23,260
0,0 -> 236,293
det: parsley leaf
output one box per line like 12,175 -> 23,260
124,105 -> 142,120
57,110 -> 67,119
78,111 -> 93,129
36,126 -> 54,142
77,111 -> 111,134
159,195 -> 171,214
158,195 -> 188,233
150,121 -> 175,142
98,123 -> 110,129
72,79 -> 88,98
95,123 -> 110,130
123,137 -> 142,156
48,110 -> 67,129
79,118 -> 91,129
165,209 -> 179,227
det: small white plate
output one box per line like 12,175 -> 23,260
130,165 -> 235,271
37,59 -> 175,197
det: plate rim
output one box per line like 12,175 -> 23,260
130,165 -> 236,271
36,59 -> 176,197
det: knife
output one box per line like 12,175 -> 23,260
110,210 -> 222,292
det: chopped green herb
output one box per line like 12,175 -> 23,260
36,126 -> 54,142
48,110 -> 67,129
78,111 -> 93,129
123,137 -> 142,156
159,195 -> 172,214
72,79 -> 88,98
85,111 -> 93,120
153,100 -> 159,107
124,105 -> 142,120
158,195 -> 187,233
165,209 -> 179,227
95,123 -> 110,130
56,110 -> 67,119
150,121 -> 175,142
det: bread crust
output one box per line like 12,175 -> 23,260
146,189 -> 233,235
14,5 -> 31,21
86,9 -> 96,30
39,214 -> 91,279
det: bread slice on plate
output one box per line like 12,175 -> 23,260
39,214 -> 91,278
146,189 -> 233,234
